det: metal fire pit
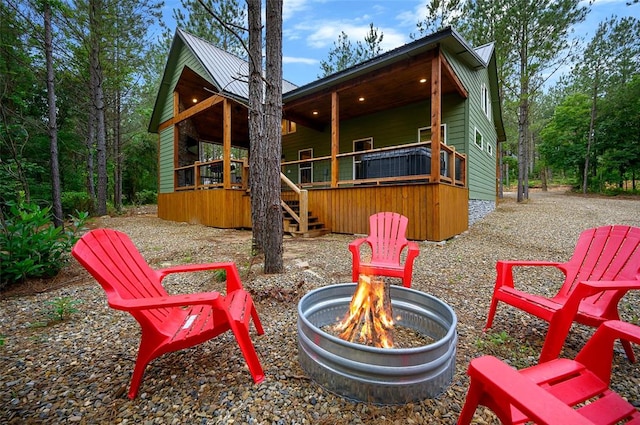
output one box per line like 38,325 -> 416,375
297,283 -> 457,405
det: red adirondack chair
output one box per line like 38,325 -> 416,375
458,320 -> 640,425
485,225 -> 640,363
72,228 -> 265,399
349,212 -> 420,288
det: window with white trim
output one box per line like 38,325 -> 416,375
282,120 -> 297,135
474,128 -> 484,150
486,142 -> 494,156
353,137 -> 373,179
481,83 -> 491,120
418,124 -> 447,144
298,148 -> 312,184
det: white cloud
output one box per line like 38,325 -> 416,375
283,0 -> 311,21
283,56 -> 318,65
396,1 -> 427,29
301,20 -> 409,51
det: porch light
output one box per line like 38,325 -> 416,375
419,78 -> 427,83
358,97 -> 365,102
312,111 -> 318,115
192,98 -> 198,103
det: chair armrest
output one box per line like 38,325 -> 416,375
349,238 -> 369,273
495,260 -> 566,289
155,261 -> 238,280
577,279 -> 640,292
155,261 -> 246,293
107,292 -> 221,311
406,241 -> 420,258
349,238 -> 369,253
564,279 -> 640,311
467,356 -> 589,425
575,320 -> 640,383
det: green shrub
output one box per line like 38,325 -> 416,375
0,198 -> 88,289
134,189 -> 157,205
61,191 -> 94,216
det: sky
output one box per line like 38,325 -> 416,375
161,0 -> 639,87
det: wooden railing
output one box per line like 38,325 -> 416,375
175,158 -> 248,191
280,142 -> 466,188
280,172 -> 308,233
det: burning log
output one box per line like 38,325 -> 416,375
333,274 -> 395,348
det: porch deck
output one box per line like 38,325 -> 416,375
159,142 -> 468,242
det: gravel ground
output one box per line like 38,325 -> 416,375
1,189 -> 639,424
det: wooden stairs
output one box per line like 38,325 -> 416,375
282,200 -> 329,238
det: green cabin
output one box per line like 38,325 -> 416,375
148,27 -> 505,241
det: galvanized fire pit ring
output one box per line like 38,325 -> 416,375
297,283 -> 457,405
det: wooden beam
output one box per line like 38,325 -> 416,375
173,125 -> 179,190
331,91 -> 339,188
223,98 -> 232,189
441,54 -> 468,98
158,94 -> 224,132
173,92 -> 179,117
431,49 -> 442,183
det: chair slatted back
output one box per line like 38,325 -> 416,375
367,212 -> 409,265
72,229 -> 171,324
559,225 -> 640,311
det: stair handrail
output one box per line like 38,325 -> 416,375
280,172 -> 308,233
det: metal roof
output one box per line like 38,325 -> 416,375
178,29 -> 251,99
473,42 -> 495,66
178,29 -> 299,99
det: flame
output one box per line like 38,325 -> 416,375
334,274 -> 395,348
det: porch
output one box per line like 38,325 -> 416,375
159,142 -> 468,241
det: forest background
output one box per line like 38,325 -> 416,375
1,0 -> 639,218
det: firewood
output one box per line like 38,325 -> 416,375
333,274 -> 395,348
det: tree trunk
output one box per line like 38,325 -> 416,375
262,0 -> 284,273
86,97 -> 96,211
90,0 -> 107,216
114,88 -> 123,211
583,77 -> 598,194
44,2 -> 63,227
247,0 -> 265,254
517,23 -> 529,203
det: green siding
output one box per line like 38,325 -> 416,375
156,41 -> 216,194
443,50 -> 498,201
282,98 -> 467,184
159,128 -> 174,193
158,41 -> 214,124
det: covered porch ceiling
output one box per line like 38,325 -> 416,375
174,67 -> 250,148
283,50 -> 468,132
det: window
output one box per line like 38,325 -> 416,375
353,137 -> 373,179
298,148 -> 313,184
486,142 -> 494,156
474,128 -> 484,150
418,124 -> 447,144
481,83 -> 491,120
282,120 -> 297,135
199,141 -> 247,162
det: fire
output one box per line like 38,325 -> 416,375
333,274 -> 395,348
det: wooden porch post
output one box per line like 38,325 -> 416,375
172,92 -> 180,190
431,49 -> 442,183
331,91 -> 339,188
223,98 -> 232,189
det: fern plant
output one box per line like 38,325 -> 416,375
0,197 -> 88,289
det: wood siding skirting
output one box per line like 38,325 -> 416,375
158,190 -> 252,228
159,184 -> 468,241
